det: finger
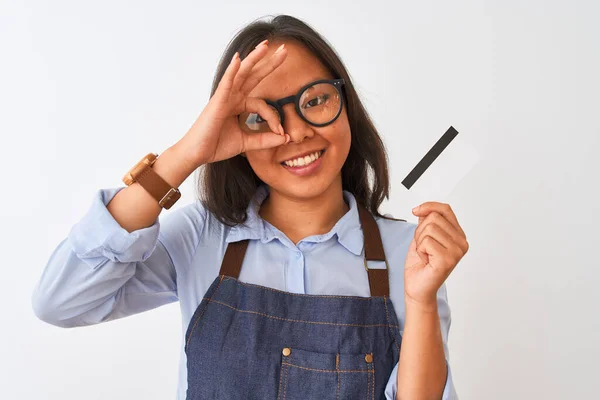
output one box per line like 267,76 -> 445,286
214,52 -> 241,103
416,223 -> 465,261
243,131 -> 290,152
240,44 -> 287,95
417,236 -> 454,275
413,202 -> 465,237
230,41 -> 272,95
414,212 -> 468,253
243,97 -> 284,136
412,237 -> 429,266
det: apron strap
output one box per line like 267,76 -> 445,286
218,202 -> 390,297
356,203 -> 390,297
219,239 -> 249,279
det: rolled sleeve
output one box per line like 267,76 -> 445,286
383,280 -> 458,399
384,359 -> 457,400
32,187 -> 180,327
441,360 -> 458,399
68,187 -> 160,267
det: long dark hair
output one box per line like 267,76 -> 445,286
196,15 -> 391,226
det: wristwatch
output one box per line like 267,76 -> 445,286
122,152 -> 181,210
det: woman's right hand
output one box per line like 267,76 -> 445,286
177,41 -> 289,168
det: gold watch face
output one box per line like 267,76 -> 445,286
122,173 -> 135,186
122,153 -> 158,185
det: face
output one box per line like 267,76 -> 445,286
243,40 -> 352,202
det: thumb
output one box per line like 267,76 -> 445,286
243,132 -> 290,152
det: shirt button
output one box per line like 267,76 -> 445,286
282,348 -> 291,357
296,252 -> 301,258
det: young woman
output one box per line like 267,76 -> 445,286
33,15 -> 468,400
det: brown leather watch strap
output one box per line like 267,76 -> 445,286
136,165 -> 181,209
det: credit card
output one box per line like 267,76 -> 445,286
401,126 -> 480,203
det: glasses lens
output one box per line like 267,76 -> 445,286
238,105 -> 280,133
299,82 -> 341,125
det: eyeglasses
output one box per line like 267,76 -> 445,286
238,78 -> 345,133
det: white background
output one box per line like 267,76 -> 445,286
1,1 -> 599,399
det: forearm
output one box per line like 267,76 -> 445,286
108,142 -> 198,233
396,299 -> 447,400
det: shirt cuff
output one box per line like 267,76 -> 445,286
68,187 -> 161,268
384,359 -> 458,400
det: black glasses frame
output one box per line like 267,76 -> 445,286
262,78 -> 346,128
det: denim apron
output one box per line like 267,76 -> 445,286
184,203 -> 403,399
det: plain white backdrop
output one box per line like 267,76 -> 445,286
1,1 -> 598,399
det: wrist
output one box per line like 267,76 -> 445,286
404,293 -> 439,314
149,145 -> 197,189
170,140 -> 202,172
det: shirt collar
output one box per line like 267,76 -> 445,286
225,184 -> 364,256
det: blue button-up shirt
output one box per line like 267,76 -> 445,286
32,184 -> 457,399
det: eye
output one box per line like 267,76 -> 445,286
245,113 -> 266,124
243,113 -> 267,130
304,94 -> 329,109
238,112 -> 268,133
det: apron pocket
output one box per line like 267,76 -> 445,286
277,347 -> 375,400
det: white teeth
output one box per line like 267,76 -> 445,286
284,150 -> 323,167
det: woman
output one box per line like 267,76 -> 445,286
33,15 -> 468,400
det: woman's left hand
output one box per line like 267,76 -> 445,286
403,202 -> 469,312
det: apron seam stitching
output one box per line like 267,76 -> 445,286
276,360 -> 285,400
203,298 -> 400,328
370,365 -> 375,400
185,275 -> 226,352
367,362 -> 371,400
281,362 -> 371,373
336,353 -> 340,400
283,359 -> 289,400
383,296 -> 401,354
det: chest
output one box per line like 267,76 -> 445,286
176,233 -> 402,333
189,238 -> 374,296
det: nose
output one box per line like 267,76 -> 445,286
281,104 -> 314,144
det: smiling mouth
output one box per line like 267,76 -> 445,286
280,149 -> 326,168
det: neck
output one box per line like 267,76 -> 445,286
259,180 -> 350,245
